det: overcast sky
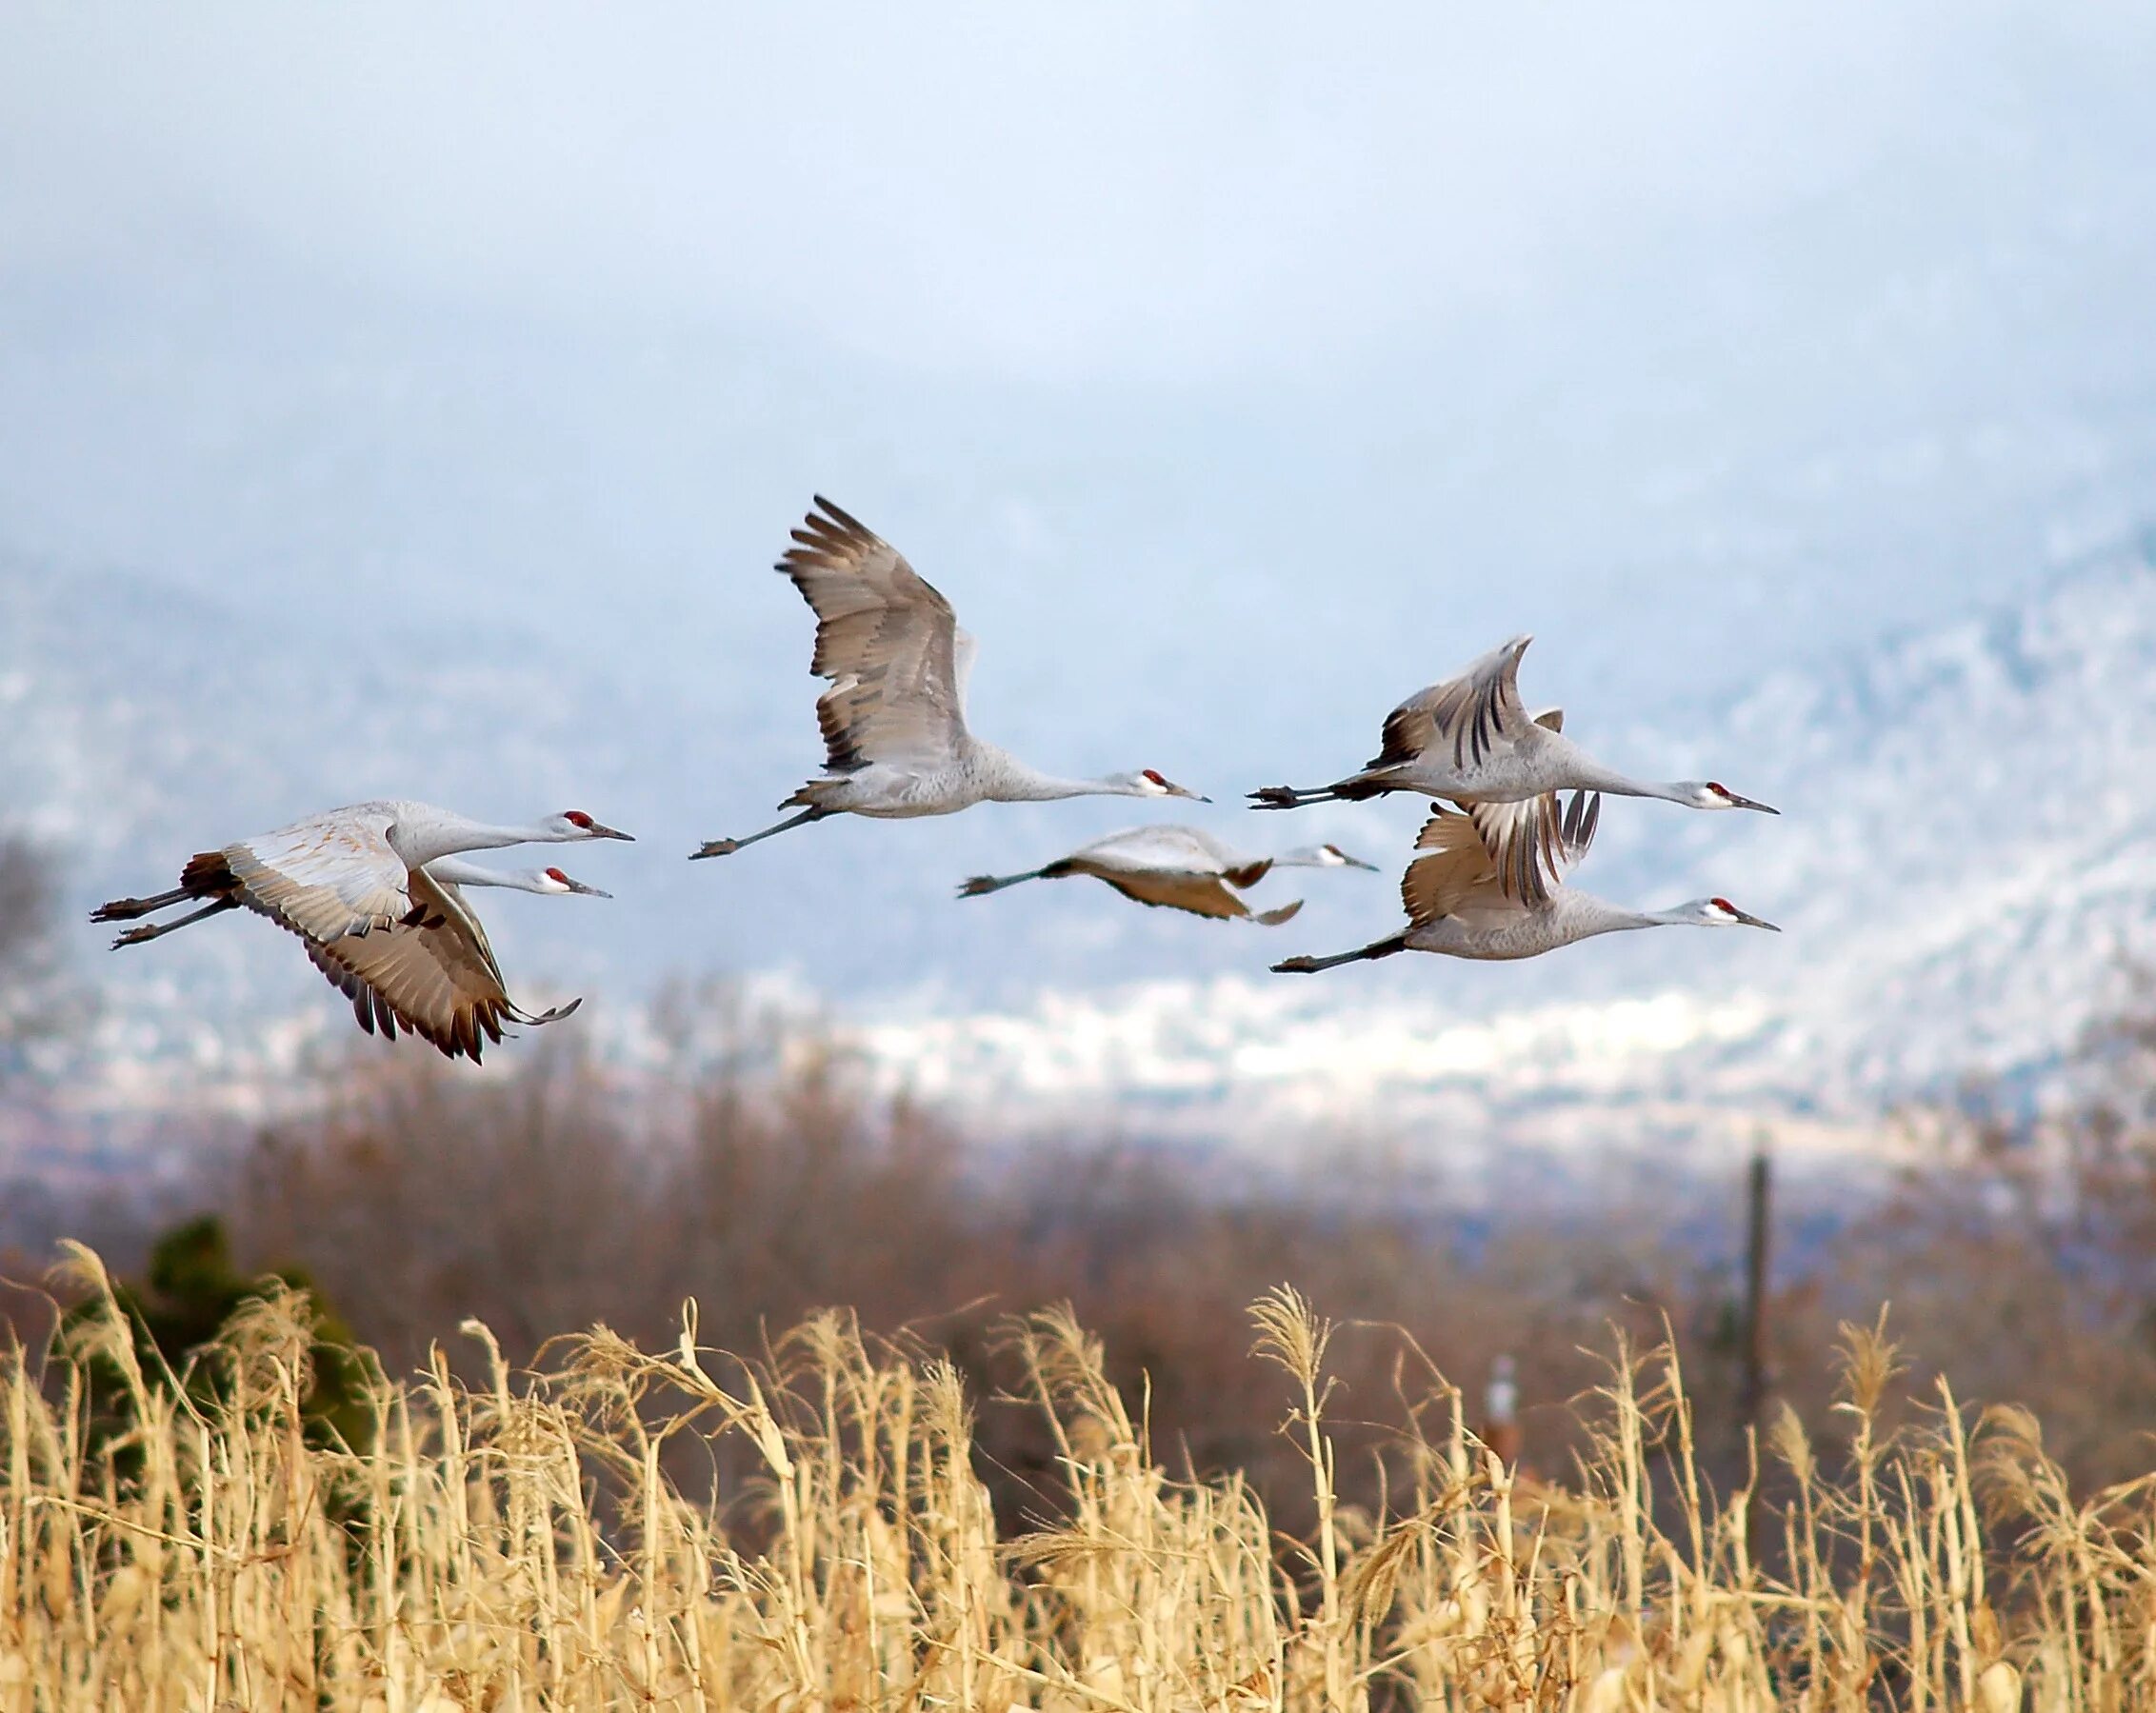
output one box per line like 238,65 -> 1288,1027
4,2 -> 2155,762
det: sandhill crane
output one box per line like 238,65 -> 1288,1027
303,858 -> 608,1062
91,799 -> 631,949
691,497 -> 1204,859
958,827 -> 1377,926
1249,636 -> 1775,903
1271,791 -> 1778,972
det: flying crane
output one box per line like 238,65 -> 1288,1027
1251,636 -> 1774,903
1272,791 -> 1777,972
90,800 -> 630,1057
959,826 -> 1376,925
692,497 -> 1204,859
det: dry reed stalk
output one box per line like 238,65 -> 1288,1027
3,1258 -> 2154,1709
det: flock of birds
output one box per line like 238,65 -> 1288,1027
94,496 -> 1780,1062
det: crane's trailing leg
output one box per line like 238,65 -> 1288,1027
1251,768 -> 1403,810
109,896 -> 240,949
1271,932 -> 1409,974
1248,785 -> 1335,810
957,869 -> 1048,896
689,807 -> 829,859
90,885 -> 196,922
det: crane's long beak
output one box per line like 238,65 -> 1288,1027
587,821 -> 635,840
1733,907 -> 1780,931
1170,784 -> 1211,802
1340,853 -> 1381,870
1730,793 -> 1778,815
563,877 -> 612,898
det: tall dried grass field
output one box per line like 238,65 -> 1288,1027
4,1250 -> 2150,1710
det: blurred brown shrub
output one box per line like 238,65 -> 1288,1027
14,970 -> 2156,1530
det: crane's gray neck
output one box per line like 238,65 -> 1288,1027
1002,777 -> 1127,803
985,753 -> 1148,803
399,818 -> 567,866
1559,893 -> 1669,937
1536,735 -> 1688,805
1560,755 -> 1694,805
425,857 -> 549,892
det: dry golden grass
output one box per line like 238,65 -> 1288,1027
5,1255 -> 2153,1709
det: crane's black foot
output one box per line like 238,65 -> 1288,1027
111,925 -> 163,948
689,839 -> 740,860
1271,955 -> 1320,973
1248,787 -> 1305,809
90,898 -> 151,922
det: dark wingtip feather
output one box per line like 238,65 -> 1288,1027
810,493 -> 866,533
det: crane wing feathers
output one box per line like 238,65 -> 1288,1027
1467,796 -> 1561,905
1407,790 -> 1598,922
1367,636 -> 1534,772
953,627 -> 979,712
225,811 -> 410,942
780,496 -> 969,771
1401,808 -> 1507,926
1092,868 -> 1258,922
1466,786 -> 1597,906
301,868 -> 568,1063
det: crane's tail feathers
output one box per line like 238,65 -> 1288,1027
1271,931 -> 1408,974
1252,899 -> 1306,926
781,778 -> 852,811
93,851 -> 236,923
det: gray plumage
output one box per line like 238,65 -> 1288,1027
692,498 -> 1204,859
960,825 -> 1376,925
89,803 -> 629,1060
1272,791 -> 1779,972
1250,635 -> 1776,905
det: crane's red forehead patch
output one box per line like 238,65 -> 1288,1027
1142,768 -> 1167,786
1707,782 -> 1727,795
564,810 -> 594,827
1710,897 -> 1735,912
547,867 -> 569,883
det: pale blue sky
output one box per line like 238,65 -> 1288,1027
4,3 -> 2156,1016
4,5 -> 2153,710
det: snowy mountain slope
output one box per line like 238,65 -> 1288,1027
5,533 -> 2155,1152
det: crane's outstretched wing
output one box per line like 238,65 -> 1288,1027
1407,791 -> 1599,926
1467,778 -> 1599,906
778,496 -> 972,774
303,867 -> 578,1063
1074,866 -> 1295,924
224,809 -> 412,943
1400,807 -> 1507,928
1367,635 -> 1535,774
